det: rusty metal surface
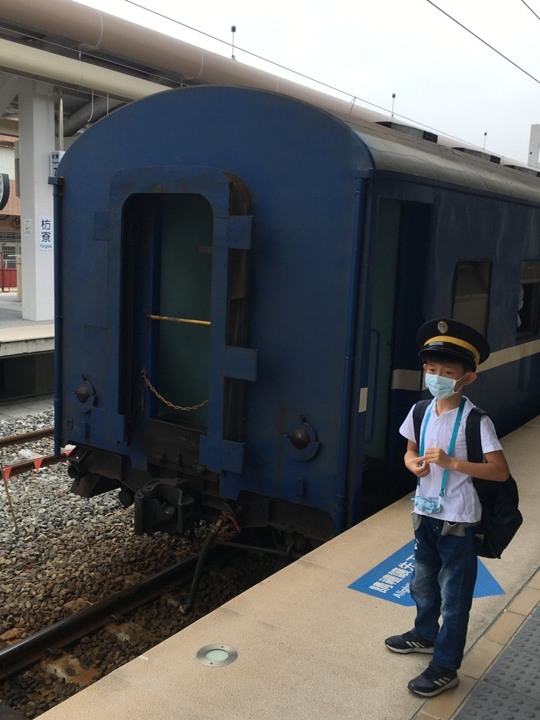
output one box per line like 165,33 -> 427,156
0,428 -> 53,448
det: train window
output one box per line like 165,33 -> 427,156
452,261 -> 491,335
517,262 -> 540,336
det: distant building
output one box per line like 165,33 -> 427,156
529,125 -> 540,169
0,135 -> 20,289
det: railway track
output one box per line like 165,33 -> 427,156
0,429 -> 54,449
0,428 -> 65,481
0,415 -> 287,717
0,529 -> 282,718
0,552 -> 205,681
0,426 -> 63,536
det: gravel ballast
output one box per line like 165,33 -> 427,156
0,409 -> 198,641
0,405 -> 277,718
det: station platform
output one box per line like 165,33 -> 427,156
0,394 -> 53,420
0,290 -> 54,400
0,290 -> 54,357
35,415 -> 540,720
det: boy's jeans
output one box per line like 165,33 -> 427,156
410,515 -> 479,671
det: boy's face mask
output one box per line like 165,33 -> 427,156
424,373 -> 467,400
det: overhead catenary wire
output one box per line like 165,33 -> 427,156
520,0 -> 540,22
133,0 -> 540,91
123,0 -> 504,153
426,0 -> 540,84
125,0 -> 395,107
6,0 -> 535,154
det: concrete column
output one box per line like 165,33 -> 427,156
528,124 -> 540,169
18,78 -> 55,321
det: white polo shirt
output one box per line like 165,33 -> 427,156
399,396 -> 503,523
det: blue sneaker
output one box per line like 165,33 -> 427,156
408,662 -> 459,697
385,630 -> 434,654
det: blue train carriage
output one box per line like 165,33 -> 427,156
53,85 -> 540,543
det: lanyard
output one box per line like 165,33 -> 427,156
418,397 -> 466,498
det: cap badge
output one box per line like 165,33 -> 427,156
437,320 -> 449,334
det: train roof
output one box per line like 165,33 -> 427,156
342,114 -> 540,203
61,84 -> 540,206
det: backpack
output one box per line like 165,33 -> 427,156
412,400 -> 523,559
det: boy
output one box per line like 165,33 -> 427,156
385,318 -> 510,697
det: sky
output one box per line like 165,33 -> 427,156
75,0 -> 540,164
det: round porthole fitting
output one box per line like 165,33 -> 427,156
196,644 -> 238,667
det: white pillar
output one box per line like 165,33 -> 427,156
18,78 -> 55,321
528,124 -> 540,169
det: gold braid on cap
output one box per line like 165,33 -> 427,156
424,335 -> 480,366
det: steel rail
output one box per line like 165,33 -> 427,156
0,552 -> 205,680
1,453 -> 67,479
0,428 -> 54,448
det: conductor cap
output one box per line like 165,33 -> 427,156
416,318 -> 490,369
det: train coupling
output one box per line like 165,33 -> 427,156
134,477 -> 195,536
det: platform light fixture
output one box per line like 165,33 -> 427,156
196,644 -> 238,667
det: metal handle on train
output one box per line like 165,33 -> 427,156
364,328 -> 381,443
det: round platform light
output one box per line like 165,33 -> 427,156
196,644 -> 238,667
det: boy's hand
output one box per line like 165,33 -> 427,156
421,447 -> 453,469
405,454 -> 431,477
417,448 -> 510,481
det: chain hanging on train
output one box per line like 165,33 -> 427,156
140,369 -> 209,412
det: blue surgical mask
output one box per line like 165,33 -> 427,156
424,373 -> 463,400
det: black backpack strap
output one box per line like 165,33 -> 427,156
465,407 -> 487,463
412,399 -> 432,446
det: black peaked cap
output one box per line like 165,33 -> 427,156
416,317 -> 490,369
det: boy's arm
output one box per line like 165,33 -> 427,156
420,448 -> 510,482
404,440 -> 431,477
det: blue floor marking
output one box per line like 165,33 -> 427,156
348,540 -> 505,606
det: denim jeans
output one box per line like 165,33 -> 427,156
410,515 -> 479,671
